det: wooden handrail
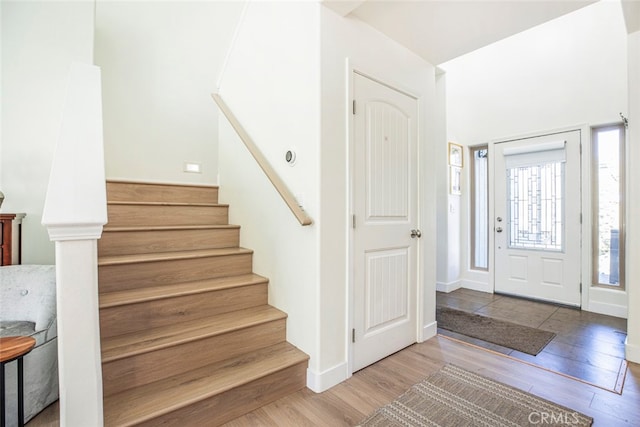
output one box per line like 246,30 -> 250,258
212,93 -> 313,226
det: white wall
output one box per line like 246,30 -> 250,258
94,1 -> 244,185
0,1 -> 3,192
625,29 -> 640,362
435,70 -> 462,292
442,1 -> 627,145
439,1 -> 628,317
1,1 -> 95,264
217,0 -> 321,381
218,1 -> 438,393
320,7 -> 437,389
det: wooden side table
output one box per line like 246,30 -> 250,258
0,336 -> 36,427
0,213 -> 25,266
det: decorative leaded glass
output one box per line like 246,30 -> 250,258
507,162 -> 564,251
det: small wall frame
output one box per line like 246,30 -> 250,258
448,142 -> 463,168
450,166 -> 461,195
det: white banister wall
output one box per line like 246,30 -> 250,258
42,62 -> 106,426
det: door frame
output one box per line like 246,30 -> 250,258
487,124 -> 590,309
346,60 -> 426,376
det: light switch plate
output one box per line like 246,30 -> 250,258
183,162 -> 202,173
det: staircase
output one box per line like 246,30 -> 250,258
97,180 -> 309,426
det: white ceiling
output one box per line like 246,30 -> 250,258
324,0 -> 597,65
621,0 -> 640,33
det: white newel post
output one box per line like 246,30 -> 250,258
42,63 -> 107,426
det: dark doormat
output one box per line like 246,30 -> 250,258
436,306 -> 556,355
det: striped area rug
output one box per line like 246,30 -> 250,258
358,364 -> 593,427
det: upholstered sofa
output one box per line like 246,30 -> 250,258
0,265 -> 58,426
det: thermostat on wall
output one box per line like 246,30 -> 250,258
285,149 -> 297,166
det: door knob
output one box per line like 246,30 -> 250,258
411,229 -> 422,238
496,227 -> 503,233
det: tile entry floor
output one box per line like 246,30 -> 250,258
437,288 -> 628,392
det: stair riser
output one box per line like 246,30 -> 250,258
99,253 -> 253,293
99,228 -> 240,256
102,320 -> 287,397
99,283 -> 268,338
107,204 -> 228,227
107,181 -> 218,204
134,362 -> 307,427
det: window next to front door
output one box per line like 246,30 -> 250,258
592,124 -> 626,288
470,145 -> 489,271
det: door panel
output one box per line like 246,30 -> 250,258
366,101 -> 409,220
494,130 -> 581,306
353,73 -> 418,372
365,248 -> 409,332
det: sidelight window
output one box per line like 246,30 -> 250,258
470,146 -> 489,270
592,124 -> 625,288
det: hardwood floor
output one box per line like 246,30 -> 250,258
28,337 -> 640,426
28,290 -> 639,426
437,288 -> 628,392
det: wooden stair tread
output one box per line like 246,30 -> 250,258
103,342 -> 308,427
101,305 -> 285,362
99,274 -> 268,308
98,248 -> 252,266
106,179 -> 218,189
107,201 -> 227,207
103,224 -> 240,232
100,179 -> 310,424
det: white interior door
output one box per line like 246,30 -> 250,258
494,130 -> 581,306
352,73 -> 418,372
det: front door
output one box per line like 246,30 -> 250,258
352,72 -> 419,371
494,130 -> 581,306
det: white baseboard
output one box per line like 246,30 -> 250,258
460,279 -> 492,293
307,321 -> 440,392
306,361 -> 349,393
420,320 -> 437,342
586,301 -> 627,319
626,338 -> 640,364
436,280 -> 461,293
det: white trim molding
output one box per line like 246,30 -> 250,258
626,338 -> 640,364
306,362 -> 349,393
436,280 -> 462,293
461,279 -> 492,293
44,224 -> 104,241
586,286 -> 628,319
587,301 -> 628,319
421,320 -> 438,343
